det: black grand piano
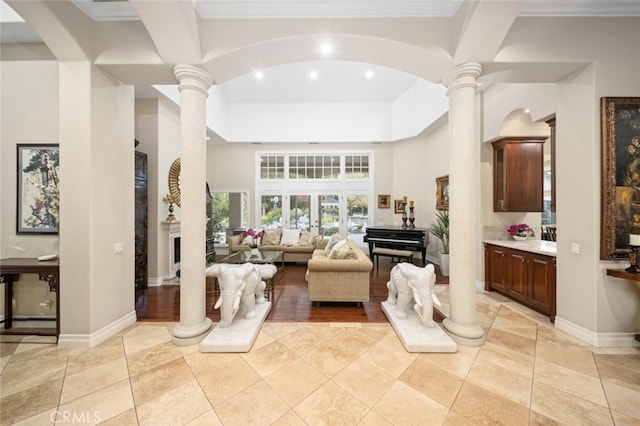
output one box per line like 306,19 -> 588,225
364,226 -> 429,265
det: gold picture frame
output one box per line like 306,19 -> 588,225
377,194 -> 391,208
436,175 -> 449,210
394,199 -> 406,214
600,97 -> 640,259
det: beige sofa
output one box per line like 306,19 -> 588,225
227,230 -> 324,263
306,239 -> 373,304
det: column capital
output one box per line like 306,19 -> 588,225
174,64 -> 212,97
442,62 -> 482,94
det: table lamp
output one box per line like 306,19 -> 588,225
627,232 -> 640,273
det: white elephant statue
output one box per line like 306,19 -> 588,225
386,263 -> 441,327
205,263 -> 276,328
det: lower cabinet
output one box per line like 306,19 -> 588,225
484,243 -> 556,322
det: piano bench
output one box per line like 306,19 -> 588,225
372,247 -> 413,268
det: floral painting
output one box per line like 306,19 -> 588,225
17,144 -> 59,234
600,97 -> 640,259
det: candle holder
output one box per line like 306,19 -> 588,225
409,206 -> 415,228
627,232 -> 640,273
163,194 -> 176,222
627,245 -> 640,273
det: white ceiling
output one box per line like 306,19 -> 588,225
221,60 -> 421,103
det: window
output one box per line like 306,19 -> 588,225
345,154 -> 369,178
260,195 -> 282,230
288,155 -> 340,179
208,191 -> 248,244
260,155 -> 284,179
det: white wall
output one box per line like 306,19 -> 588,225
57,62 -> 135,347
0,61 -> 60,258
0,61 -> 60,320
392,121 -> 449,263
226,103 -> 392,143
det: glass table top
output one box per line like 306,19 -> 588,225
219,250 -> 284,264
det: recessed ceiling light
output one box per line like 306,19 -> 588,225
320,43 -> 332,56
255,70 -> 264,80
365,70 -> 374,79
309,70 -> 318,80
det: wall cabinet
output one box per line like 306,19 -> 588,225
492,136 -> 547,212
484,243 -> 556,321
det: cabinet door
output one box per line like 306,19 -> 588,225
486,245 -> 508,293
527,253 -> 555,316
506,250 -> 528,301
492,137 -> 546,212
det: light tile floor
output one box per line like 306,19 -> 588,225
1,287 -> 639,425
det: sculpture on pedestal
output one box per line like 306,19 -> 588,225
205,263 -> 276,327
386,263 -> 441,327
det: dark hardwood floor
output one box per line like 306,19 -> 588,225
135,257 -> 448,323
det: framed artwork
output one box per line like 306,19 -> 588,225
377,194 -> 391,209
394,199 -> 407,214
17,144 -> 60,234
600,97 -> 640,259
436,175 -> 449,210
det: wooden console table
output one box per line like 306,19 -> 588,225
0,258 -> 59,338
606,269 -> 640,342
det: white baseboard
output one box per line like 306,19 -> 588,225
555,316 -> 639,347
148,277 -> 163,287
57,310 -> 137,349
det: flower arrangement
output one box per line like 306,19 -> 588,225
242,228 -> 264,248
508,223 -> 534,237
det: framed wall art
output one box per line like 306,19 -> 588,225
436,175 -> 449,210
394,199 -> 407,214
377,194 -> 390,209
17,144 -> 60,234
600,97 -> 640,259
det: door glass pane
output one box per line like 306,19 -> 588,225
260,195 -> 282,230
347,194 -> 368,244
319,194 -> 340,237
289,195 -> 310,231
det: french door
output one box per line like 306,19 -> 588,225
289,193 -> 341,237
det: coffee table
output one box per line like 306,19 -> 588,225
217,250 -> 284,301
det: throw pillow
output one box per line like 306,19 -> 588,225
328,239 -> 358,259
261,229 -> 281,246
242,235 -> 253,245
324,234 -> 342,254
298,231 -> 319,247
281,228 -> 301,246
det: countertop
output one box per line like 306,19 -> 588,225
484,239 -> 557,257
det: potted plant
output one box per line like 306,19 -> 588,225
429,210 -> 449,276
508,223 -> 534,241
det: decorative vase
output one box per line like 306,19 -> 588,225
512,235 -> 528,241
250,247 -> 259,256
439,253 -> 449,276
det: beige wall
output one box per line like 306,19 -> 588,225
57,62 -> 135,345
0,61 -> 60,320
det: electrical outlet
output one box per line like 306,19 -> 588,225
114,242 -> 124,254
571,242 -> 580,254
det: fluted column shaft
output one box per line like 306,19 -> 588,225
172,64 -> 213,345
442,62 -> 485,346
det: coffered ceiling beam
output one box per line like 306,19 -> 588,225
452,0 -> 524,63
129,0 -> 203,65
6,0 -> 93,60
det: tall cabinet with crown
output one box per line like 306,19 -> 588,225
492,136 -> 547,212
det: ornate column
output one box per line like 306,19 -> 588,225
172,65 -> 213,345
441,62 -> 485,346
